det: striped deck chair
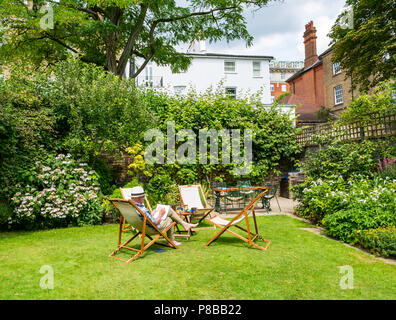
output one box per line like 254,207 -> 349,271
178,185 -> 215,234
205,190 -> 271,251
108,198 -> 178,263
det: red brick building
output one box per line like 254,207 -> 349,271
269,60 -> 304,102
281,21 -> 325,125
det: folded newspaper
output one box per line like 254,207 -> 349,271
152,204 -> 170,222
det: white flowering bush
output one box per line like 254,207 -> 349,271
322,177 -> 396,243
296,175 -> 396,244
295,176 -> 348,223
9,154 -> 103,230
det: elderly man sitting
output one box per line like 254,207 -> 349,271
129,186 -> 197,246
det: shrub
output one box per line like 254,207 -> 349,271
356,226 -> 396,258
321,178 -> 396,243
323,207 -> 395,244
8,154 -> 104,230
126,85 -> 301,202
0,200 -> 12,230
0,71 -> 58,199
339,81 -> 396,125
92,158 -> 116,196
298,140 -> 381,181
0,59 -> 156,201
292,81 -> 396,257
294,177 -> 349,223
47,58 -> 155,162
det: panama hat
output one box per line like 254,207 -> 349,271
129,186 -> 146,198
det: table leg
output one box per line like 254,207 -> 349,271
214,191 -> 222,213
262,197 -> 271,211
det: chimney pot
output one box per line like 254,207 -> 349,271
303,21 -> 318,68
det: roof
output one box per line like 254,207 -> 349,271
279,94 -> 323,122
286,59 -> 322,82
319,46 -> 334,58
186,52 -> 274,60
285,46 -> 334,83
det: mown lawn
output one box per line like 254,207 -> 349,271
0,215 -> 395,300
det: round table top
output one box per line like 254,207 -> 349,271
212,186 -> 269,192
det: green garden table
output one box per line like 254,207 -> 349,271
212,186 -> 269,213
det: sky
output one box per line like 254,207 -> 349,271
178,0 -> 348,62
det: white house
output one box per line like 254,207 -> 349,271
127,42 -> 274,105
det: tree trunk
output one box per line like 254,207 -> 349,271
104,7 -> 123,76
105,38 -> 118,75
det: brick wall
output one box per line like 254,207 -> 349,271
101,153 -> 134,187
322,51 -> 353,115
290,62 -> 325,107
322,50 -> 373,116
271,82 -> 290,100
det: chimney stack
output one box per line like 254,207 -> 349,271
303,21 -> 318,68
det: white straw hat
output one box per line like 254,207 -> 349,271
129,186 -> 146,198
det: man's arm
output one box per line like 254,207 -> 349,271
154,208 -> 166,225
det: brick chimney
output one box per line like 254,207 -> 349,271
303,21 -> 318,68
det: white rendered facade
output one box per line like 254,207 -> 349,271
128,52 -> 274,105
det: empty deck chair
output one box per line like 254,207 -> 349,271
178,185 -> 215,234
205,190 -> 271,251
108,198 -> 178,263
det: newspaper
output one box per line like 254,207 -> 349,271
152,204 -> 170,222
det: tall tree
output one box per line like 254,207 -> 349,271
0,0 -> 274,78
328,0 -> 396,91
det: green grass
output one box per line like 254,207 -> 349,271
0,215 -> 395,300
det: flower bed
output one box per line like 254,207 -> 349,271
293,139 -> 396,257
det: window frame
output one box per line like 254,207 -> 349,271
225,87 -> 237,99
334,85 -> 344,105
332,62 -> 342,75
174,85 -> 187,95
224,60 -> 236,73
252,61 -> 261,77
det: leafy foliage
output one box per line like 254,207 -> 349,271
0,69 -> 58,199
321,178 -> 396,243
123,86 -> 301,203
0,59 -> 153,202
1,59 -> 301,228
0,0 -> 276,77
296,176 -> 396,242
297,140 -> 381,182
294,177 -> 348,224
293,133 -> 396,256
339,81 -> 396,124
329,0 -> 396,91
356,226 -> 396,258
46,58 -> 154,162
377,157 -> 396,180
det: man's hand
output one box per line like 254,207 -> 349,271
155,208 -> 166,225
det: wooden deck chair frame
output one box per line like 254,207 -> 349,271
205,190 -> 271,251
120,187 -> 190,239
178,185 -> 215,235
119,188 -> 153,232
108,198 -> 178,263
